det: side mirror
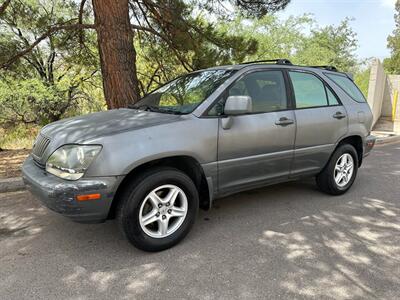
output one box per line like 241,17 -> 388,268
224,96 -> 252,115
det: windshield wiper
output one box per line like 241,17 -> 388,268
129,104 -> 183,114
155,107 -> 184,115
128,104 -> 154,111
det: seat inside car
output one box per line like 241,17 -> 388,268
243,73 -> 285,112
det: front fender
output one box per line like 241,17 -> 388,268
84,117 -> 219,177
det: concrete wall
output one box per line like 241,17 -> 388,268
387,75 -> 400,121
367,58 -> 387,126
381,76 -> 393,117
366,58 -> 400,132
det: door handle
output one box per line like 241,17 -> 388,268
333,112 -> 346,119
275,117 -> 294,126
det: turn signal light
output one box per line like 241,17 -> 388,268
76,193 -> 101,201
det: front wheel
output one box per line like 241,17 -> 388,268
117,168 -> 199,252
316,144 -> 358,195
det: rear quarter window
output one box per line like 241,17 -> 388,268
326,73 -> 366,103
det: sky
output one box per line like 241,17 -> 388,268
277,0 -> 397,59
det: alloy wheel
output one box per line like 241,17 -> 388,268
139,184 -> 188,238
334,153 -> 354,188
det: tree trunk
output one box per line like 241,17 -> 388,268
92,0 -> 140,109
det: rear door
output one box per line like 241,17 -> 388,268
216,70 -> 296,195
288,70 -> 348,176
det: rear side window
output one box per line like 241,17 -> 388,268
289,72 -> 328,108
326,73 -> 366,103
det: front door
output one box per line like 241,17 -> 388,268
216,70 -> 296,195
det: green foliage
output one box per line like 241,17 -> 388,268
198,0 -> 290,18
386,0 -> 400,74
0,77 -> 62,125
218,14 -> 313,62
0,0 -> 103,131
0,75 -> 104,126
219,15 -> 358,72
296,18 -> 358,72
354,68 -> 370,98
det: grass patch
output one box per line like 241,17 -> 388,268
0,124 -> 39,150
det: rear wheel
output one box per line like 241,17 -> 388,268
117,168 -> 199,251
316,144 -> 358,195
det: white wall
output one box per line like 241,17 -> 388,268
381,76 -> 393,117
367,58 -> 387,126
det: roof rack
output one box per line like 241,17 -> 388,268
311,65 -> 338,72
242,59 -> 293,66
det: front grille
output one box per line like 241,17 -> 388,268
33,158 -> 45,169
32,134 -> 51,159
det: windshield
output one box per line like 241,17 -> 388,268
132,69 -> 236,114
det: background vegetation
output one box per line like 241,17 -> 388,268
385,0 -> 400,74
0,0 -> 393,149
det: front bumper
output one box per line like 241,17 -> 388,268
22,156 -> 123,223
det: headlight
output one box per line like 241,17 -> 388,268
46,145 -> 102,180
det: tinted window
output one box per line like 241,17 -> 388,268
326,73 -> 366,102
227,71 -> 287,113
289,72 -> 328,108
327,88 -> 339,105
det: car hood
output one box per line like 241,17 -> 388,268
41,108 -> 183,144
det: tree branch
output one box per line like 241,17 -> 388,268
0,0 -> 11,16
131,24 -> 161,36
47,36 -> 56,84
78,0 -> 88,45
131,19 -> 193,72
135,1 -> 193,71
0,23 -> 96,69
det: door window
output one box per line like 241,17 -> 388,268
289,71 -> 330,108
227,70 -> 288,113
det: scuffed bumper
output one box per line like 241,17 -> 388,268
363,135 -> 376,158
22,156 -> 123,223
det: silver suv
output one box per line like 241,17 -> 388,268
22,59 -> 375,251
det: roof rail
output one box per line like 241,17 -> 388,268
242,59 -> 293,66
311,65 -> 338,72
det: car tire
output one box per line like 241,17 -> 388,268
116,167 -> 199,252
316,144 -> 359,195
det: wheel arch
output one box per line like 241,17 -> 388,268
336,135 -> 364,167
108,155 -> 211,219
